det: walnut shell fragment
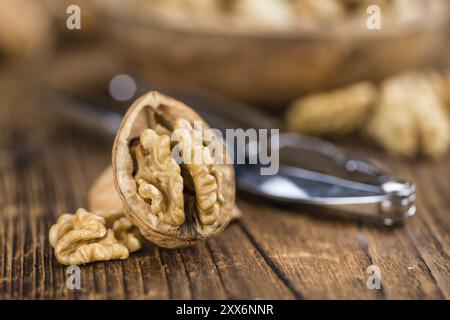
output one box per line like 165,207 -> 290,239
49,208 -> 141,265
110,91 -> 237,249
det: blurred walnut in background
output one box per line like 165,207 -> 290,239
0,0 -> 53,64
0,0 -> 449,162
285,82 -> 377,136
366,71 -> 450,159
0,0 -> 103,69
285,70 -> 450,159
100,0 -> 429,29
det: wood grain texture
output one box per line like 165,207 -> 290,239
0,75 -> 449,299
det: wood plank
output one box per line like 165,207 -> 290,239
205,224 -> 296,299
238,201 -> 379,299
0,78 -> 449,299
178,244 -> 228,299
347,146 -> 450,299
359,224 -> 445,299
403,162 -> 450,298
0,133 -> 296,299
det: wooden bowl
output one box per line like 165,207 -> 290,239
101,1 -> 449,106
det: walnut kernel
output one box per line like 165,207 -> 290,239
49,208 -> 141,265
285,82 -> 377,136
366,72 -> 450,159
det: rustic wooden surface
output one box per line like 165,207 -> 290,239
0,73 -> 449,300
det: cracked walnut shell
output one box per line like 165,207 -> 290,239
95,91 -> 237,249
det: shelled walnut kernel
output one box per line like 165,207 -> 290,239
49,208 -> 141,265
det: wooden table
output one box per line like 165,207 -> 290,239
0,74 -> 449,300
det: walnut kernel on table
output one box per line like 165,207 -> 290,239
49,208 -> 141,265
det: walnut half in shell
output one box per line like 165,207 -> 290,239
107,91 -> 236,248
